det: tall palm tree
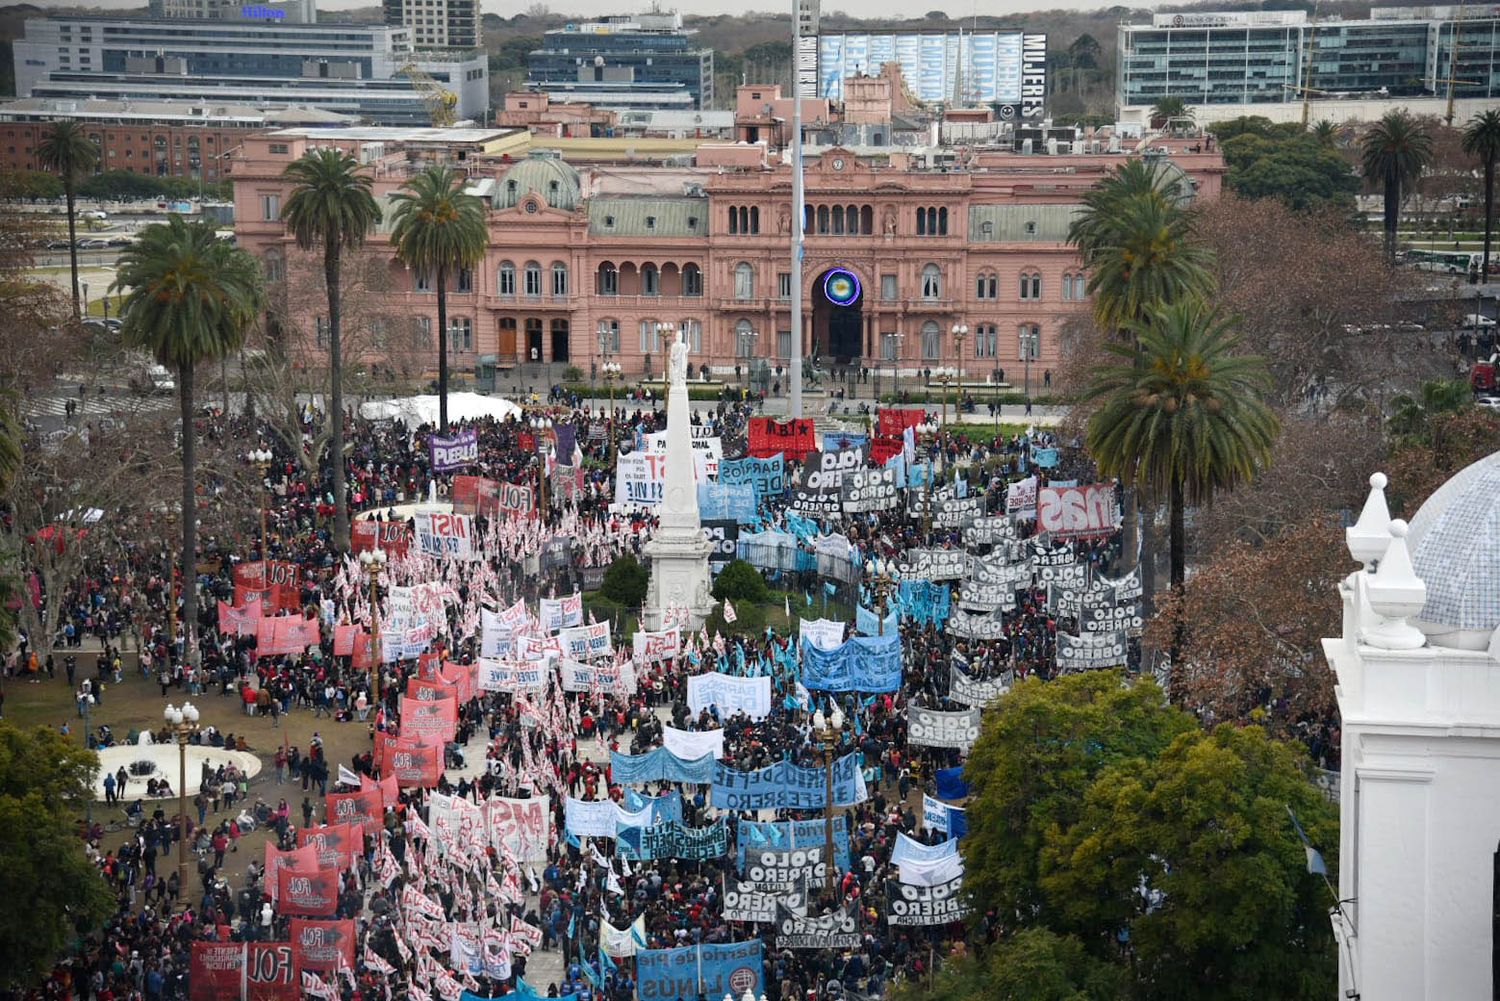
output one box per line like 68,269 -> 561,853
1359,109 -> 1433,259
1080,192 -> 1215,340
1068,159 -> 1191,266
1388,378 -> 1473,447
388,164 -> 487,432
35,120 -> 99,319
1310,119 -> 1345,147
280,148 -> 382,553
113,217 -> 265,668
1462,109 -> 1500,282
1084,298 -> 1280,596
1150,96 -> 1191,126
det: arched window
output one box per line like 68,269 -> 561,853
734,262 -> 755,300
831,205 -> 844,235
552,262 -> 569,297
921,320 -> 941,359
817,205 -> 830,235
916,207 -> 926,236
803,204 -> 814,232
642,264 -> 660,296
921,264 -> 941,300
860,205 -> 874,235
1018,323 -> 1040,361
1019,271 -> 1041,300
847,205 -> 859,235
597,262 -> 618,296
1062,272 -> 1075,301
1073,274 -> 1088,300
749,207 -> 759,234
523,261 -> 542,297
937,207 -> 948,235
683,263 -> 703,296
975,272 -> 997,300
735,318 -> 756,358
729,206 -> 740,234
975,323 -> 997,358
498,260 -> 516,296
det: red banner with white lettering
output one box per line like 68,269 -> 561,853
235,561 -> 301,612
380,735 -> 443,788
748,417 -> 815,460
1036,483 -> 1119,540
361,773 -> 400,811
255,615 -> 321,658
264,844 -> 318,904
296,823 -> 364,871
877,408 -> 927,436
289,918 -> 356,974
452,475 -> 503,518
276,865 -> 339,917
325,788 -> 381,831
440,660 -> 475,704
398,696 -> 459,742
351,520 -> 411,555
217,597 -> 262,637
405,676 -> 459,705
234,583 -> 279,611
190,942 -> 298,1001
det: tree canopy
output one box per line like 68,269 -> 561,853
1220,131 -> 1360,211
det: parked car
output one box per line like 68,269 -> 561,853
82,210 -> 108,221
77,238 -> 110,249
1463,313 -> 1497,329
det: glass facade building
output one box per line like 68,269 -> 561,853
527,14 -> 714,110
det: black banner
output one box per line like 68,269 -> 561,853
885,876 -> 969,926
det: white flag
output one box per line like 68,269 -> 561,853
723,599 -> 737,624
338,764 -> 362,788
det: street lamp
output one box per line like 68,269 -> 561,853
163,701 -> 200,898
359,548 -> 387,701
865,556 -> 899,636
1020,325 -> 1039,413
601,361 -> 622,462
248,448 -> 273,555
811,702 -> 846,895
950,324 -> 968,426
530,415 -> 553,515
918,418 -> 939,542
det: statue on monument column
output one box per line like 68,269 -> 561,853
669,328 -> 689,387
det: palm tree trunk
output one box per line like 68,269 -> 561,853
179,361 -> 198,671
1384,177 -> 1401,260
1483,157 -> 1495,282
64,183 -> 80,319
326,241 -> 348,553
219,354 -> 230,415
436,264 -> 449,433
1167,475 -> 1186,700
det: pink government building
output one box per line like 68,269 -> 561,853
229,105 -> 1225,389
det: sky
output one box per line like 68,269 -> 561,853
32,0 -> 1140,18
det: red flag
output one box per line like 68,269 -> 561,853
276,865 -> 339,917
296,823 -> 364,871
264,843 -> 318,904
289,918 -> 355,973
379,736 -> 443,788
325,788 -> 381,830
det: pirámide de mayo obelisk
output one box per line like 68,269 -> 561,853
641,328 -> 716,631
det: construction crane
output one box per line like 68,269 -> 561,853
398,61 -> 459,127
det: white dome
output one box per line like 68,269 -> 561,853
1407,450 -> 1500,650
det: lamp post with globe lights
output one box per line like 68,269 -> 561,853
247,448 -> 273,555
602,361 -> 622,462
866,556 -> 899,635
949,323 -> 968,424
917,417 -> 939,543
359,548 -> 387,701
812,701 -> 845,895
163,701 -> 199,897
530,415 -> 553,516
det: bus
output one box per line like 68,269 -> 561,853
1403,249 -> 1482,275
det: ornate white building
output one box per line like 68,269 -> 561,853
1326,453 -> 1500,1000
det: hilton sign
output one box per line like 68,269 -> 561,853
240,5 -> 287,18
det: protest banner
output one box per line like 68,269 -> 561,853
1037,483 -> 1118,540
957,580 -> 1017,613
429,427 -> 479,473
296,822 -> 363,871
539,593 -> 584,632
789,462 -> 841,517
289,919 -> 355,973
1033,446 -> 1060,468
414,511 -> 476,560
616,818 -> 729,861
921,795 -> 969,841
948,663 -> 1012,707
610,748 -> 716,786
798,633 -> 902,692
748,417 -> 814,460
702,521 -> 739,567
855,603 -> 899,636
636,941 -> 764,1001
564,798 -> 619,839
775,903 -> 861,949
476,658 -> 546,693
743,845 -> 828,886
890,832 -> 959,866
1056,630 -> 1129,671
908,705 -> 982,750
663,726 -> 725,761
379,737 -> 442,788
633,628 -> 681,664
840,466 -> 900,513
697,483 -> 757,523
798,617 -> 845,651
484,797 -> 550,860
964,515 -> 1016,546
685,672 -> 771,719
822,429 -> 868,452
895,548 -> 969,581
1082,601 -> 1144,636
615,451 -> 668,509
276,866 -> 338,917
398,696 -> 459,742
948,608 -> 1008,640
601,915 -> 647,958
559,621 -> 613,660
351,520 -> 410,555
559,657 -> 635,695
886,876 -> 970,926
190,941 -> 297,1001
877,408 -> 926,436
718,455 -> 785,501
736,817 -> 850,873
723,881 -> 807,923
254,615 -> 320,658
451,475 -> 501,517
263,844 -> 317,904
1006,475 -> 1038,517
325,788 -> 381,830
934,495 -> 984,529
711,753 -> 866,810
969,553 -> 1031,589
217,598 -> 261,637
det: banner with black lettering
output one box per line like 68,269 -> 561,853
723,880 -> 809,923
885,875 -> 970,926
948,608 -> 1008,640
775,902 -> 861,949
616,819 -> 728,861
895,548 -> 969,581
907,706 -> 982,750
1055,630 -> 1129,672
840,467 -> 899,513
741,845 -> 829,887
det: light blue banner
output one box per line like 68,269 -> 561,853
799,633 -> 903,692
636,941 -> 764,1001
622,788 -> 684,825
616,819 -> 728,861
737,816 -> 850,872
697,482 -> 758,523
609,748 -> 716,785
898,580 -> 950,625
823,430 -> 869,452
718,455 -> 785,502
1033,447 -> 1060,468
855,603 -> 899,636
711,752 -> 867,810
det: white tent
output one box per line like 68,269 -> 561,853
358,393 -> 522,427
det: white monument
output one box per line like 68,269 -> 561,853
1326,453 -> 1500,1000
640,328 -> 716,631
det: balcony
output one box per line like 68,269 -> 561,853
483,293 -> 574,309
588,293 -> 706,308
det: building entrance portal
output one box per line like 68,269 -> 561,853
814,267 -> 863,365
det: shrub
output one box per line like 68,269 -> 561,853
711,559 -> 769,604
705,599 -> 766,637
562,365 -> 584,382
600,554 -> 648,608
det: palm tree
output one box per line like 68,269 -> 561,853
1068,159 -> 1191,266
113,217 -> 265,668
1150,96 -> 1191,126
388,164 -> 487,431
1085,298 -> 1280,593
1388,378 -> 1473,446
1359,109 -> 1433,259
1080,191 -> 1215,338
1462,109 -> 1500,282
281,148 -> 383,553
35,120 -> 99,319
1310,119 -> 1345,147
